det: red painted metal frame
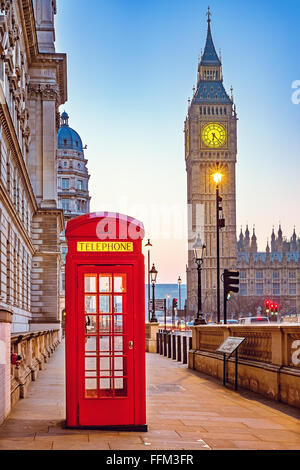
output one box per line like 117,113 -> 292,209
65,213 -> 146,429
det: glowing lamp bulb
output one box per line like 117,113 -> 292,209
213,173 -> 223,185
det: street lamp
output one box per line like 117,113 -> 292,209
213,166 -> 225,324
178,276 -> 182,311
150,264 -> 158,323
193,234 -> 206,325
167,294 -> 171,311
145,239 -> 152,323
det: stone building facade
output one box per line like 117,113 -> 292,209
57,111 -> 90,319
0,0 -> 67,424
186,11 -> 237,316
235,226 -> 300,317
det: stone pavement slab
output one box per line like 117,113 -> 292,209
0,341 -> 299,450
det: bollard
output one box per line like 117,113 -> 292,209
189,337 -> 192,351
177,335 -> 182,362
183,336 -> 187,365
159,332 -> 163,355
156,333 -> 159,354
164,332 -> 167,357
168,333 -> 172,359
172,334 -> 176,360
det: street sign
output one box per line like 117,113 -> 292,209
217,337 -> 245,356
216,337 -> 246,391
149,299 -> 166,312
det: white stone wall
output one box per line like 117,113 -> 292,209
0,322 -> 11,424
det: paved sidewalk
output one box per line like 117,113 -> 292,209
0,342 -> 300,450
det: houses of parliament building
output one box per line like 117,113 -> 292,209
185,11 -> 300,319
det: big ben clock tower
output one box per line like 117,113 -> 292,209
185,9 -> 238,319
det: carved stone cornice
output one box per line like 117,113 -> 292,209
0,13 -> 8,54
0,307 -> 13,324
35,207 -> 65,234
28,83 -> 60,103
18,0 -> 38,59
30,53 -> 67,105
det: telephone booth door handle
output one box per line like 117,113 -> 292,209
129,341 -> 134,350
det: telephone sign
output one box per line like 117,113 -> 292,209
65,212 -> 147,431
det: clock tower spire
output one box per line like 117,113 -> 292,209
185,10 -> 238,319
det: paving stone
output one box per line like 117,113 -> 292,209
0,439 -> 53,450
89,436 -> 143,445
231,440 -> 291,450
52,441 -> 110,450
251,430 -> 300,443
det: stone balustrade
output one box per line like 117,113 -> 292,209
189,325 -> 300,408
10,330 -> 60,407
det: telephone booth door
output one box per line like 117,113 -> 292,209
78,265 -> 134,426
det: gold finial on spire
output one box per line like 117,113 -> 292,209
207,6 -> 211,23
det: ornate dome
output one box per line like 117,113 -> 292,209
57,112 -> 83,152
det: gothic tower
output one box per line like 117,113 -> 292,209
186,10 -> 237,317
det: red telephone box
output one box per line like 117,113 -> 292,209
65,212 -> 147,431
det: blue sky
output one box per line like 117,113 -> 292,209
55,0 -> 300,283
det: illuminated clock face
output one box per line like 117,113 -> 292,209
202,123 -> 227,148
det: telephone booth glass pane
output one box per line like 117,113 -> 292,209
114,315 -> 123,333
99,315 -> 111,333
85,296 -> 96,313
85,275 -> 97,293
99,296 -> 112,313
99,275 -> 112,293
85,336 -> 97,354
84,272 -> 129,399
114,275 -> 126,293
85,316 -> 97,333
114,296 -> 123,313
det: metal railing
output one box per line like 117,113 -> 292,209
156,329 -> 193,365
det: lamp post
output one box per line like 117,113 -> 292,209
150,264 -> 158,323
167,294 -> 171,312
178,276 -> 182,311
213,169 -> 225,324
193,234 -> 206,325
145,239 -> 152,323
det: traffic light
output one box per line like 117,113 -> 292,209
265,299 -> 271,314
217,195 -> 226,229
274,303 -> 279,316
172,298 -> 178,311
224,270 -> 240,299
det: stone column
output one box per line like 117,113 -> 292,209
33,0 -> 56,54
0,308 -> 12,425
145,323 -> 160,353
30,209 -> 64,331
27,80 -> 64,333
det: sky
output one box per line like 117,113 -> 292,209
54,0 -> 300,283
